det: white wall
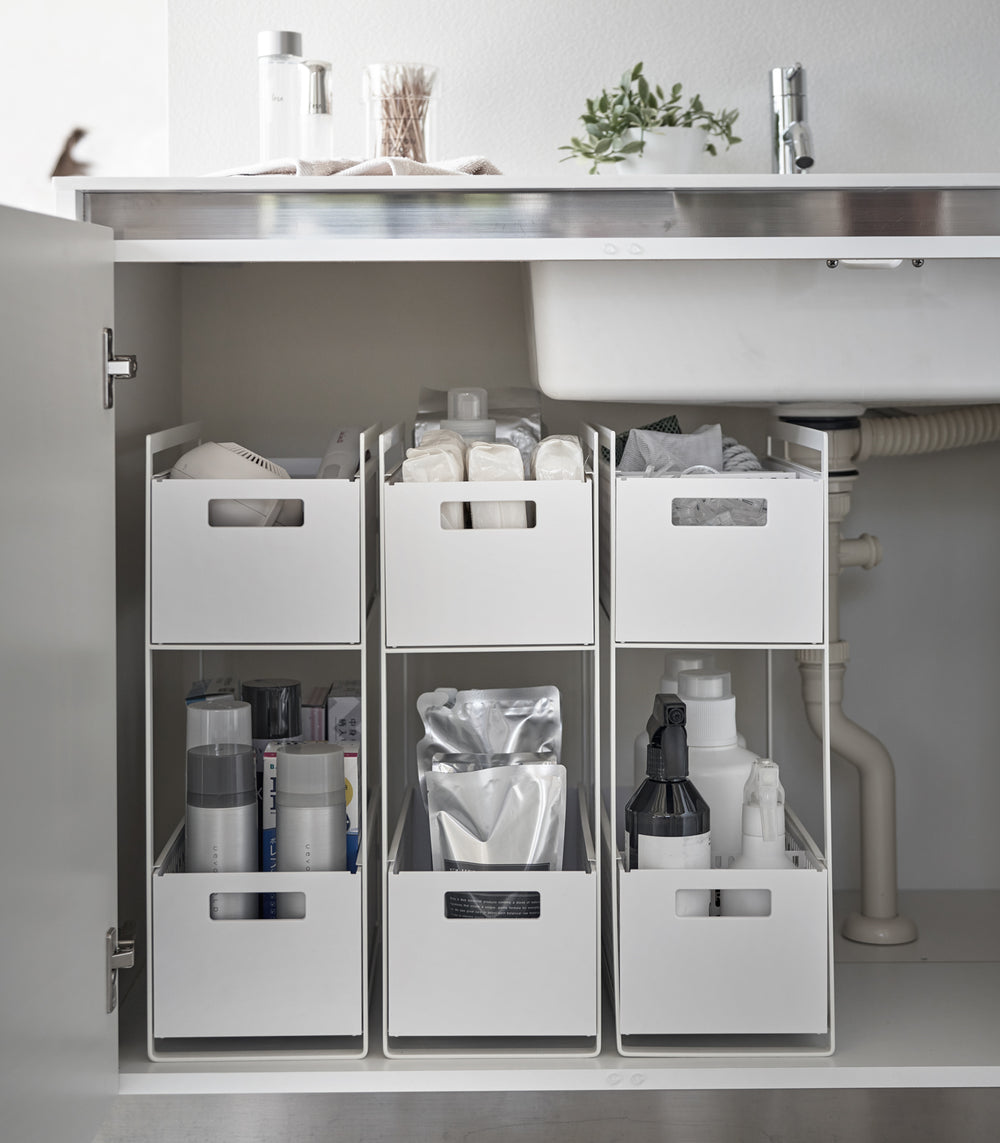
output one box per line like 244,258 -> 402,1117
0,0 -> 168,213
168,0 -> 1000,174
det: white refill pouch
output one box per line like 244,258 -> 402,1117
402,445 -> 465,529
467,441 -> 527,529
426,762 -> 567,871
530,435 -> 585,481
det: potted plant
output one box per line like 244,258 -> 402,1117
560,62 -> 741,174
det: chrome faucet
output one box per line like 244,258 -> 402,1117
771,64 -> 814,173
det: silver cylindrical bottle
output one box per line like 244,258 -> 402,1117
186,743 -> 257,920
276,742 -> 346,919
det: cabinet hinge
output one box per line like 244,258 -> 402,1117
103,327 -> 137,410
106,923 -> 136,1014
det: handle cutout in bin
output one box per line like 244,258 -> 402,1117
445,891 -> 541,919
207,499 -> 304,527
440,501 -> 537,530
671,498 -> 767,527
208,891 -> 306,919
672,888 -> 773,917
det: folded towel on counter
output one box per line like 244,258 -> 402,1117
214,155 -> 502,177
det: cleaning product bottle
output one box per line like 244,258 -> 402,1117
678,669 -> 758,867
632,652 -> 716,786
625,694 -> 711,916
723,758 -> 795,916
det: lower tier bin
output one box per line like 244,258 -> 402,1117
614,808 -> 830,1048
385,787 -> 599,1048
151,822 -> 365,1042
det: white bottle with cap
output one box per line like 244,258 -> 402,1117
276,742 -> 347,919
723,758 -> 795,916
678,669 -> 758,866
632,653 -> 715,787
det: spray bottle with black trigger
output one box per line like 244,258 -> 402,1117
625,694 -> 712,916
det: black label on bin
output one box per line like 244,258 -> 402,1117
444,891 -> 542,920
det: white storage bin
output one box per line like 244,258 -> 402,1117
151,823 -> 365,1041
607,425 -> 827,645
148,425 -> 369,646
616,813 -> 829,1040
379,425 -> 597,648
385,788 -> 599,1045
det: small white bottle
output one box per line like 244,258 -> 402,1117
258,30 -> 304,162
678,669 -> 758,867
723,758 -> 795,916
632,653 -> 715,786
276,742 -> 347,919
185,744 -> 258,920
301,60 -> 334,159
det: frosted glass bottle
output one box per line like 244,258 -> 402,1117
258,30 -> 304,162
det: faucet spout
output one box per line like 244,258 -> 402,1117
772,64 -> 815,173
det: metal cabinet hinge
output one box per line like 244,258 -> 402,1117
103,327 -> 137,410
106,924 -> 136,1014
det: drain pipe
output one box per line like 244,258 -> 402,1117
785,404 -> 1000,945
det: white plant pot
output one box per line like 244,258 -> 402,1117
614,127 -> 705,174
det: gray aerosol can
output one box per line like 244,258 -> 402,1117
186,743 -> 258,920
276,742 -> 346,919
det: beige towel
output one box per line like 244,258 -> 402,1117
215,155 -> 502,177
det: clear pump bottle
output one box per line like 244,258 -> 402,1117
301,60 -> 334,159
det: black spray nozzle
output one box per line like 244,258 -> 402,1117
645,694 -> 690,781
647,693 -> 686,742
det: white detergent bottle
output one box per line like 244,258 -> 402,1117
723,758 -> 795,916
678,669 -> 758,867
632,652 -> 715,787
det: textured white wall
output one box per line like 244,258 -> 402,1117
169,0 -> 1000,174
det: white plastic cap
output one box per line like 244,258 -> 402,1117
186,699 -> 253,751
677,669 -> 737,747
659,652 -> 714,694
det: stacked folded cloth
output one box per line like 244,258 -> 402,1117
215,155 -> 502,177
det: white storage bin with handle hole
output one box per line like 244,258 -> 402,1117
609,422 -> 827,645
148,423 -> 375,645
379,424 -> 598,648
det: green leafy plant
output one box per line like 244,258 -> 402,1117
560,62 -> 741,173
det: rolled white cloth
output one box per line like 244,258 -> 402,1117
531,435 -> 585,481
467,441 -> 527,529
402,446 -> 465,530
214,156 -> 503,177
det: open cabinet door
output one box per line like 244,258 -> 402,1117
0,205 -> 119,1143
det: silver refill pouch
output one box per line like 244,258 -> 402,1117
416,686 -> 562,805
426,762 -> 567,872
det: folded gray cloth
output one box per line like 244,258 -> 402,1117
214,155 -> 502,177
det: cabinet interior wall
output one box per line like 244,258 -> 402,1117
112,258 -> 1000,996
